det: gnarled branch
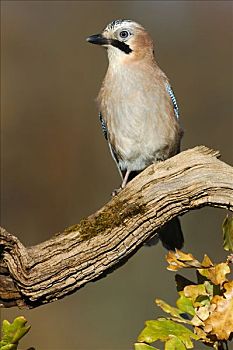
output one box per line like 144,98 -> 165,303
0,146 -> 232,309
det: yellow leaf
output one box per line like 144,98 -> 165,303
183,284 -> 207,304
166,251 -> 187,271
195,305 -> 210,322
174,250 -> 197,262
191,315 -> 205,327
203,281 -> 233,340
201,254 -> 214,267
193,327 -> 211,344
198,263 -> 230,285
166,250 -> 201,271
223,280 -> 233,298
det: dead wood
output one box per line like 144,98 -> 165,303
0,146 -> 232,308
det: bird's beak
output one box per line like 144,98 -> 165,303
86,33 -> 109,46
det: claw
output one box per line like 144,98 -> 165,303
111,188 -> 122,197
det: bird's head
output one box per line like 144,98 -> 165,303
86,19 -> 154,63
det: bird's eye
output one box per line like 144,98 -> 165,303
119,30 -> 130,39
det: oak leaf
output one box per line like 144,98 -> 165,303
203,281 -> 233,340
166,250 -> 201,271
222,215 -> 233,251
198,263 -> 230,286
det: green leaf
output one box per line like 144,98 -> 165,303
223,215 -> 233,251
134,343 -> 159,350
137,318 -> 198,348
165,336 -> 187,350
155,299 -> 185,319
0,345 -> 16,350
176,293 -> 195,316
0,317 -> 30,349
203,281 -> 214,297
194,295 -> 210,307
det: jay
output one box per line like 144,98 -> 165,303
87,19 -> 184,250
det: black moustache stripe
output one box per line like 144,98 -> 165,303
110,39 -> 132,54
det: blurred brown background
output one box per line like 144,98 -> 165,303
1,1 -> 232,349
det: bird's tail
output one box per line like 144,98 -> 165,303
158,217 -> 184,251
145,217 -> 184,251
121,171 -> 184,251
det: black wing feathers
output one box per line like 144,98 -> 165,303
99,112 -> 108,140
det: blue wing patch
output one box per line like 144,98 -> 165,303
99,112 -> 108,140
99,112 -> 123,177
165,83 -> 179,120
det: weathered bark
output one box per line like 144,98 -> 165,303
0,146 -> 232,309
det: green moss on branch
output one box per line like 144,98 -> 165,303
65,200 -> 146,240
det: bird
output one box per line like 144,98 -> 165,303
86,19 -> 184,250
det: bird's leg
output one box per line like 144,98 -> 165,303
112,169 -> 131,197
121,169 -> 131,188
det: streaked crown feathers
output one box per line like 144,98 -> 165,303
104,19 -> 144,33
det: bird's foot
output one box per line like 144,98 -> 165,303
111,187 -> 122,197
